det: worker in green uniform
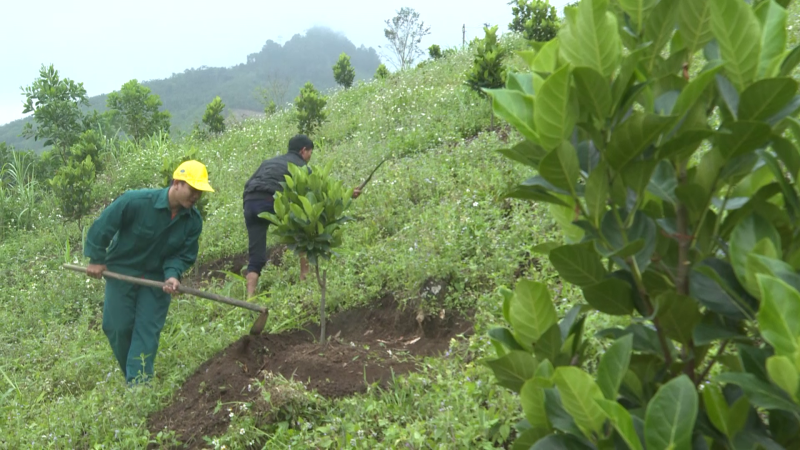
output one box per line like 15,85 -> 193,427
83,160 -> 214,385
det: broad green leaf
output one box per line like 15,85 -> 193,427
489,327 -> 525,352
674,182 -> 708,221
596,399 -> 644,450
544,387 -> 586,435
618,0 -> 657,33
532,38 -> 560,74
484,350 -> 538,393
553,366 -> 607,436
582,277 -> 634,315
648,160 -> 678,203
535,64 -> 577,151
485,89 -> 540,144
709,0 -> 763,91
549,241 -> 607,286
672,61 -> 724,116
534,323 -> 564,364
501,286 -> 513,323
606,112 -> 675,170
729,213 -> 781,290
643,0 -> 679,70
754,0 -> 788,79
585,161 -> 609,226
770,134 -> 800,179
657,129 -> 714,161
597,334 -> 633,400
779,44 -> 800,77
511,427 -> 550,450
644,375 -> 698,450
550,199 -> 585,244
559,0 -> 622,78
655,293 -> 703,344
530,434 -> 595,450
504,185 -> 570,206
507,72 -> 536,96
510,280 -> 558,348
621,159 -> 658,199
714,121 -> 772,160
573,66 -> 612,119
715,372 -> 800,412
539,142 -> 579,195
598,209 -> 657,271
756,274 -> 800,358
521,378 -> 553,431
678,0 -> 713,55
702,384 -> 732,439
739,78 -> 799,121
766,355 -> 799,401
497,139 -> 548,168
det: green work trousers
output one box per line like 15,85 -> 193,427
102,277 -> 171,384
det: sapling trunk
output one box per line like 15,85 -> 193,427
315,263 -> 327,344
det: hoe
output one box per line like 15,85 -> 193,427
62,263 -> 269,335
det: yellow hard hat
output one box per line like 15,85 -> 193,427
173,160 -> 214,192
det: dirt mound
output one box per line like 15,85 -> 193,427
147,295 -> 473,448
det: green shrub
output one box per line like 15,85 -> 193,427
483,0 -> 800,447
261,161 -> 354,343
332,53 -> 356,89
375,64 -> 390,79
202,96 -> 226,134
294,82 -> 328,136
49,156 -> 97,232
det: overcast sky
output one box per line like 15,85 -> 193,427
0,0 -> 571,126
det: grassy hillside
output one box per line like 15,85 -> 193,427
0,26 -> 382,153
0,32 -> 593,448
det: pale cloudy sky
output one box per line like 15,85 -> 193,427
0,0 -> 570,126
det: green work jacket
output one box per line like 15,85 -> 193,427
83,187 -> 203,281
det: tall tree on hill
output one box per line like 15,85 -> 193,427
20,64 -> 91,163
294,82 -> 327,135
202,96 -> 226,134
332,53 -> 356,89
106,79 -> 171,143
465,25 -> 507,128
381,7 -> 431,70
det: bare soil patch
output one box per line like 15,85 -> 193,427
147,294 -> 473,448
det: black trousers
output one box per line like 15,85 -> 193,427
243,198 -> 275,275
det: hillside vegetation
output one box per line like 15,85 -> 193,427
0,26 -> 381,152
6,0 -> 800,449
0,31 -> 573,448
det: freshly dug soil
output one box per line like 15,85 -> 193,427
147,295 -> 473,448
187,247 -> 287,284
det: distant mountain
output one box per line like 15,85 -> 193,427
0,26 -> 382,153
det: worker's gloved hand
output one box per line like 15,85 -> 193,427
163,277 -> 181,295
87,264 -> 107,279
352,187 -> 362,199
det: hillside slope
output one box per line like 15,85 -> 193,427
0,33 -> 574,448
0,26 -> 381,152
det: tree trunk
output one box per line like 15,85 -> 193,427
315,264 -> 327,344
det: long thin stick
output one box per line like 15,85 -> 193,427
357,158 -> 389,190
62,264 -> 266,313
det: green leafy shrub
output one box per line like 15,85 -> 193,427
508,0 -> 560,42
483,0 -> 800,447
332,52 -> 356,89
264,100 -> 277,116
202,96 -> 226,134
49,156 -> 96,232
429,44 -> 443,60
375,64 -> 391,79
294,82 -> 328,136
465,25 -> 507,128
261,161 -> 353,343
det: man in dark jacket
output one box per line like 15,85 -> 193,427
242,134 -> 361,297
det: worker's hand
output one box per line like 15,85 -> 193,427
87,263 -> 107,279
352,187 -> 362,199
163,277 -> 181,295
